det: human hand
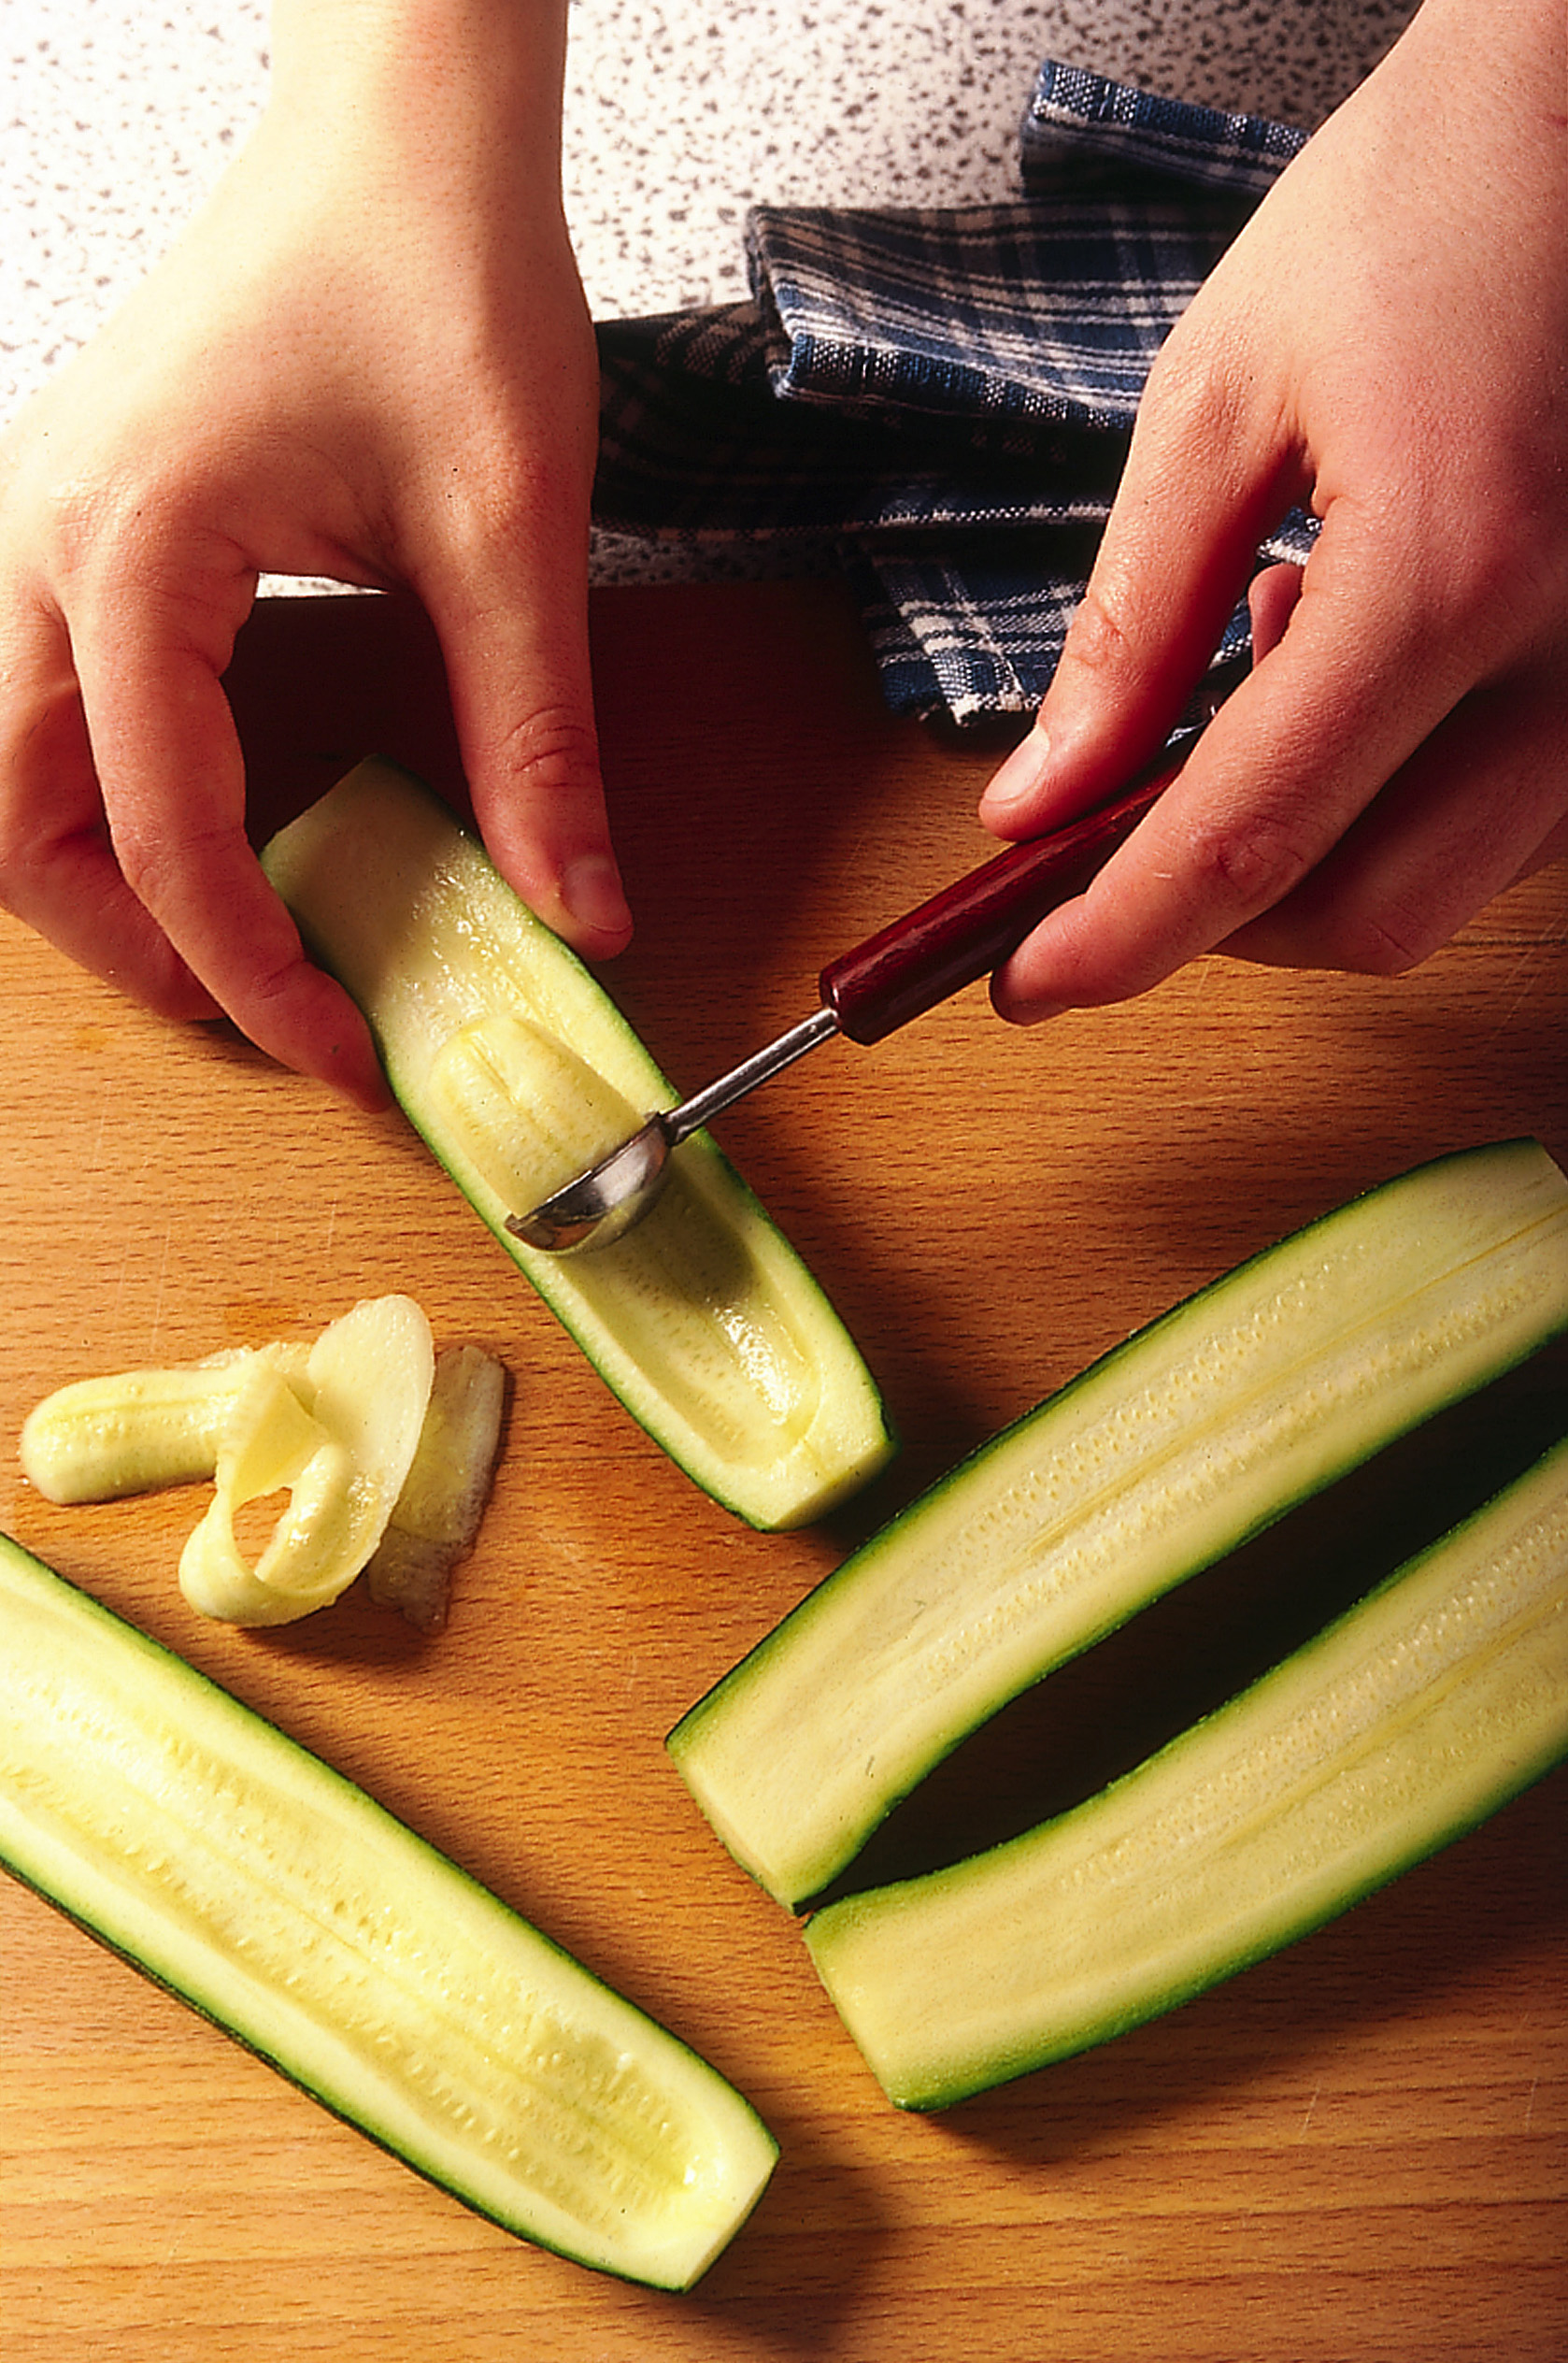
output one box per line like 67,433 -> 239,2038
0,0 -> 626,1108
979,0 -> 1568,1024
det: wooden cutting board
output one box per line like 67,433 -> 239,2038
3,581 -> 1564,2363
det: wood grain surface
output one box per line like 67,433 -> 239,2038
3,581 -> 1564,2362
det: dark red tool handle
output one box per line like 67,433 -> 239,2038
819,744 -> 1188,1046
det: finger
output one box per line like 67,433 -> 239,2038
980,308 -> 1302,839
1222,662 -> 1568,973
0,594 -> 220,1020
1247,562 -> 1304,663
420,488 -> 632,962
76,611 -> 391,1108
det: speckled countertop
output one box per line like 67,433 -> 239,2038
3,0 -> 1414,579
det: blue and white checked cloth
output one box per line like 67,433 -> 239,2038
593,61 -> 1317,723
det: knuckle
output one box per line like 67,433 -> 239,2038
492,703 -> 601,804
39,452 -> 168,589
108,809 -> 221,915
106,819 -> 174,909
1183,804 -> 1319,914
1352,442 -> 1568,671
1059,582 -> 1139,686
1315,901 -> 1436,979
244,944 -> 316,1014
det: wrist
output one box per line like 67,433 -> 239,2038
264,0 -> 571,189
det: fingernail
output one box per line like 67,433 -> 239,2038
560,852 -> 632,941
991,976 -> 1068,1028
981,724 -> 1050,815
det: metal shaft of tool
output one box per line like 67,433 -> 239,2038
660,1005 -> 841,1149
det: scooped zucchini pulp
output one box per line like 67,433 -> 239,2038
262,761 -> 893,1531
19,1300 -> 506,1632
0,1535 -> 777,2286
670,1140 -> 1568,1912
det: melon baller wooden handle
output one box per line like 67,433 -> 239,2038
823,746 -> 1178,1044
820,650 -> 1249,1043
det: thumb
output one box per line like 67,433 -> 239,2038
424,536 -> 632,960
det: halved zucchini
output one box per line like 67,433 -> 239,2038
262,761 -> 893,1530
806,1435 -> 1568,2108
668,1140 -> 1568,1907
0,1534 -> 776,2287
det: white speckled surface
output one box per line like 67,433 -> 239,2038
4,2 -> 268,415
564,0 -> 1418,318
3,0 -> 1417,581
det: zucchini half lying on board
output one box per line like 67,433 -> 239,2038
262,761 -> 893,1531
807,1433 -> 1568,2108
668,1139 -> 1568,1909
0,1536 -> 776,2288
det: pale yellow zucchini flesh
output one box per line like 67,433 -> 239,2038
668,1141 -> 1568,1908
262,761 -> 894,1531
805,1435 -> 1568,2109
0,1535 -> 777,2286
19,1353 -> 264,1503
177,1296 -> 435,1624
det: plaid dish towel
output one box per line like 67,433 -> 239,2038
592,61 -> 1316,724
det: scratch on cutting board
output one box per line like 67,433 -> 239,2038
1297,2084 -> 1321,2141
87,1083 -> 112,1181
146,1220 -> 174,1359
1475,940 -> 1556,1044
1523,2074 -> 1538,2133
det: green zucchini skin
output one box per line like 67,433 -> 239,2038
805,1436 -> 1568,2110
668,1141 -> 1568,1909
262,761 -> 894,1532
0,1536 -> 777,2288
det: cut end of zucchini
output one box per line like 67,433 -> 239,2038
0,1535 -> 777,2286
262,761 -> 894,1531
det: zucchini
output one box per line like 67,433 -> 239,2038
806,1435 -> 1568,2109
0,1535 -> 777,2286
262,761 -> 893,1531
18,1352 -> 266,1504
668,1140 -> 1568,1908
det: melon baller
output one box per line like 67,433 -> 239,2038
508,656 -> 1248,1254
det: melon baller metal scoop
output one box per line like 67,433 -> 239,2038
508,656 -> 1249,1254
